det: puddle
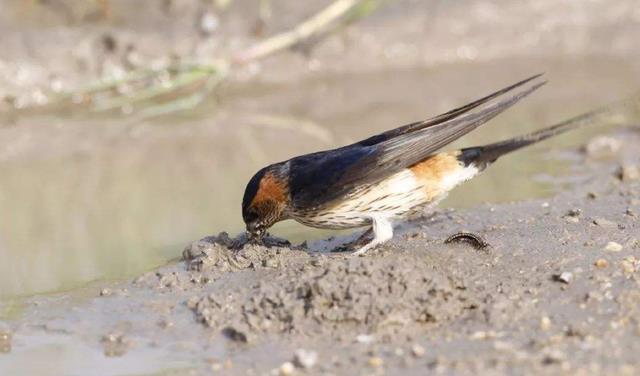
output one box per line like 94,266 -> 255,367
1,1 -> 639,374
1,56 -> 639,298
0,331 -> 196,376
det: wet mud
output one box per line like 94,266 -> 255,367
1,1 -> 640,374
2,129 -> 639,375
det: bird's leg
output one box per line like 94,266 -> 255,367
352,214 -> 393,256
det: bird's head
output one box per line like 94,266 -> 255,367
241,166 -> 288,242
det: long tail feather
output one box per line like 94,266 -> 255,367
458,106 -> 612,168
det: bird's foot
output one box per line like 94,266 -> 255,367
334,215 -> 393,257
351,240 -> 382,256
331,231 -> 379,256
331,228 -> 373,253
351,215 -> 393,256
444,232 -> 490,251
351,245 -> 374,257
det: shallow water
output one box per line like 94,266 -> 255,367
0,332 -> 196,376
1,56 -> 639,298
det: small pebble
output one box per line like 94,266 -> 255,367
552,272 -> 573,284
566,208 -> 582,217
0,330 -> 11,353
617,164 -> 640,181
293,349 -> 318,369
210,360 -> 223,371
593,218 -> 617,227
157,319 -> 174,329
594,259 -> 609,268
411,344 -> 425,357
280,361 -> 295,375
368,357 -> 384,368
540,316 -> 552,331
621,256 -> 637,274
356,334 -> 375,344
582,135 -> 621,156
221,326 -> 249,343
621,262 -> 635,274
101,332 -> 129,357
263,258 -> 279,268
470,331 -> 495,340
199,11 -> 219,36
604,242 -> 623,252
187,296 -> 200,309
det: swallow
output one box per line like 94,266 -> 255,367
242,73 -> 599,255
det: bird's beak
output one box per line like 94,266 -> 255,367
247,224 -> 265,244
248,231 -> 261,243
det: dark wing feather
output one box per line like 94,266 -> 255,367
356,73 -> 543,147
370,80 -> 546,171
288,76 -> 546,210
287,146 -> 376,207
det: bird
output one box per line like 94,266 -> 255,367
241,74 -> 603,255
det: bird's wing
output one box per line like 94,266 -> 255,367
288,75 -> 546,210
355,73 -> 543,147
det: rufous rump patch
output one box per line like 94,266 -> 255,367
409,151 -> 463,199
251,172 -> 288,207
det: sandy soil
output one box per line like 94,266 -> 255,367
1,128 -> 638,375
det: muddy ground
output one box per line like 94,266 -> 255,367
1,128 -> 638,375
1,0 -> 640,375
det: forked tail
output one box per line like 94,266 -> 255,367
458,106 -> 611,169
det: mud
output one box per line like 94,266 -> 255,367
1,129 -> 638,375
187,235 -> 476,337
1,1 -> 640,374
3,0 -> 640,298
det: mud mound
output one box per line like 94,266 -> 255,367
244,257 -> 478,333
190,246 -> 479,337
132,232 -> 310,291
183,232 -> 309,273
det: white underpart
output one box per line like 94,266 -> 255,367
386,169 -> 419,195
351,163 -> 480,256
440,165 -> 479,191
348,169 -> 424,217
291,161 -> 481,255
347,170 -> 421,256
